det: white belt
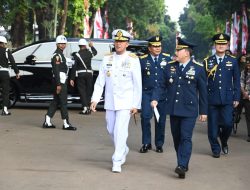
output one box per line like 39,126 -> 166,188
0,68 -> 9,71
76,70 -> 93,74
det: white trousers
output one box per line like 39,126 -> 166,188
106,109 -> 130,166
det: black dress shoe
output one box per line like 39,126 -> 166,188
43,122 -> 56,128
212,153 -> 220,158
175,166 -> 186,179
139,144 -> 152,153
222,145 -> 228,154
156,146 -> 163,153
1,111 -> 11,116
79,110 -> 91,115
62,125 -> 77,131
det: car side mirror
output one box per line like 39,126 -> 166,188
24,55 -> 37,65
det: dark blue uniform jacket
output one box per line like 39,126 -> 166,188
203,54 -> 240,105
158,60 -> 208,117
140,53 -> 172,101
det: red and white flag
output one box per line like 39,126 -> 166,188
93,8 -> 103,38
230,12 -> 240,55
103,7 -> 109,39
84,15 -> 91,38
225,20 -> 230,36
242,4 -> 248,55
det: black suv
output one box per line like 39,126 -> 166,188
1,38 -> 148,107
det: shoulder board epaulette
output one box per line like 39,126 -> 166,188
228,54 -> 236,58
193,60 -> 203,67
104,53 -> 113,56
129,53 -> 137,58
168,60 -> 176,64
140,54 -> 148,59
162,53 -> 170,56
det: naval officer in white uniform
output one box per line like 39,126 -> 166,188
90,29 -> 142,173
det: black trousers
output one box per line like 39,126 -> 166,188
0,71 -> 10,107
76,73 -> 93,108
47,82 -> 68,120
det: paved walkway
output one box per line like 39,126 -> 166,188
0,107 -> 249,190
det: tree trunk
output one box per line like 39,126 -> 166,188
59,0 -> 68,35
11,13 -> 25,48
73,23 -> 81,37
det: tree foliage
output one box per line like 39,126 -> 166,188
107,0 -> 165,39
0,0 -> 177,51
179,0 -> 250,60
106,0 -> 177,54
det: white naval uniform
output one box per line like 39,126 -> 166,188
92,51 -> 142,167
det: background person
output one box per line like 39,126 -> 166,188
70,39 -> 97,115
43,35 -> 76,131
90,29 -> 142,173
203,33 -> 240,158
139,35 -> 172,153
240,57 -> 250,142
0,36 -> 20,115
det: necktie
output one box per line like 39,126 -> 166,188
218,58 -> 222,64
179,64 -> 184,72
154,57 -> 158,65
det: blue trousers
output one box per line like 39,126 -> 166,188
170,116 -> 196,168
208,104 -> 233,154
141,92 -> 167,147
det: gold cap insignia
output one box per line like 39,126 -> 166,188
156,36 -> 159,41
117,30 -> 123,37
219,34 -> 224,40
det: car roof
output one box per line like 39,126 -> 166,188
13,38 -> 148,53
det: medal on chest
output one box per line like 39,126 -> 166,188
107,70 -> 111,77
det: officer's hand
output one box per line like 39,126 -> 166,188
89,41 -> 93,47
56,85 -> 62,94
233,101 -> 239,108
243,91 -> 249,99
90,101 -> 97,112
130,108 -> 138,115
151,100 -> 158,108
16,73 -> 20,79
70,80 -> 74,87
199,115 -> 207,122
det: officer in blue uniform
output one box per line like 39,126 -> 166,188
152,37 -> 208,178
139,36 -> 172,153
203,33 -> 240,158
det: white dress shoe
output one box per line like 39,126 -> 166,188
112,165 -> 121,173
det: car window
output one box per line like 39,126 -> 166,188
13,44 -> 40,63
33,42 -> 56,62
92,42 -> 113,60
65,42 -> 78,58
